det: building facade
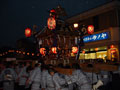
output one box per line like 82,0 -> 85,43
66,0 -> 120,61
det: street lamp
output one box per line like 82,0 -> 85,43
73,23 -> 79,29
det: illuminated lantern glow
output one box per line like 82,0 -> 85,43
87,25 -> 94,34
111,49 -> 116,53
50,9 -> 56,18
73,23 -> 79,28
8,50 -> 11,53
27,53 -> 30,55
52,47 -> 57,54
72,47 -> 78,54
110,45 -> 114,48
23,52 -> 25,55
47,17 -> 56,30
32,53 -> 34,56
16,50 -> 19,53
40,48 -> 46,55
25,28 -> 32,37
8,50 -> 14,53
19,51 -> 21,54
50,9 -> 56,13
82,50 -> 85,54
95,48 -> 98,51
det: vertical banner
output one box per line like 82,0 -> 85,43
75,37 -> 78,45
64,36 -> 66,46
50,36 -> 53,45
39,39 -> 42,48
57,35 -> 60,47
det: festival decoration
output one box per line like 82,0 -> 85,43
25,28 -> 32,37
87,25 -> 94,34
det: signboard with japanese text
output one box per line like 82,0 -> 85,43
83,32 -> 110,43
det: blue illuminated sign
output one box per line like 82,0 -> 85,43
83,32 -> 110,43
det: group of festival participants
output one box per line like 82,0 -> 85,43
0,60 -> 120,90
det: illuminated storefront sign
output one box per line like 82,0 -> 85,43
83,32 -> 110,43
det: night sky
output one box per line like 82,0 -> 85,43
0,0 -> 112,47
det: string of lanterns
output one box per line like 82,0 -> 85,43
24,25 -> 95,57
0,49 -> 40,57
0,47 -> 82,57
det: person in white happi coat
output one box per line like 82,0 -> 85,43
70,63 -> 92,90
25,65 -> 34,90
44,68 -> 56,90
14,64 -> 21,90
26,62 -> 42,90
65,75 -> 73,90
17,62 -> 30,90
84,64 -> 103,90
85,72 -> 101,85
1,63 -> 17,90
53,73 -> 69,90
41,65 -> 49,90
14,64 -> 21,75
45,68 -> 69,90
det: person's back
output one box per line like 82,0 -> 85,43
3,68 -> 14,81
41,69 -> 48,89
17,62 -> 30,90
85,72 -> 98,85
1,67 -> 17,90
18,66 -> 28,86
53,73 -> 69,90
70,63 -> 92,90
27,63 -> 41,90
72,70 -> 92,90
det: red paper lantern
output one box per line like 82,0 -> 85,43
25,28 -> 32,37
50,9 -> 56,18
87,25 -> 94,34
72,47 -> 78,54
110,45 -> 114,48
52,47 -> 57,54
40,48 -> 46,55
47,17 -> 56,30
110,49 -> 116,53
50,9 -> 56,13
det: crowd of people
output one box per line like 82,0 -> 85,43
0,61 -> 120,90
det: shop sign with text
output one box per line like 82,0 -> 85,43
83,32 -> 110,43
